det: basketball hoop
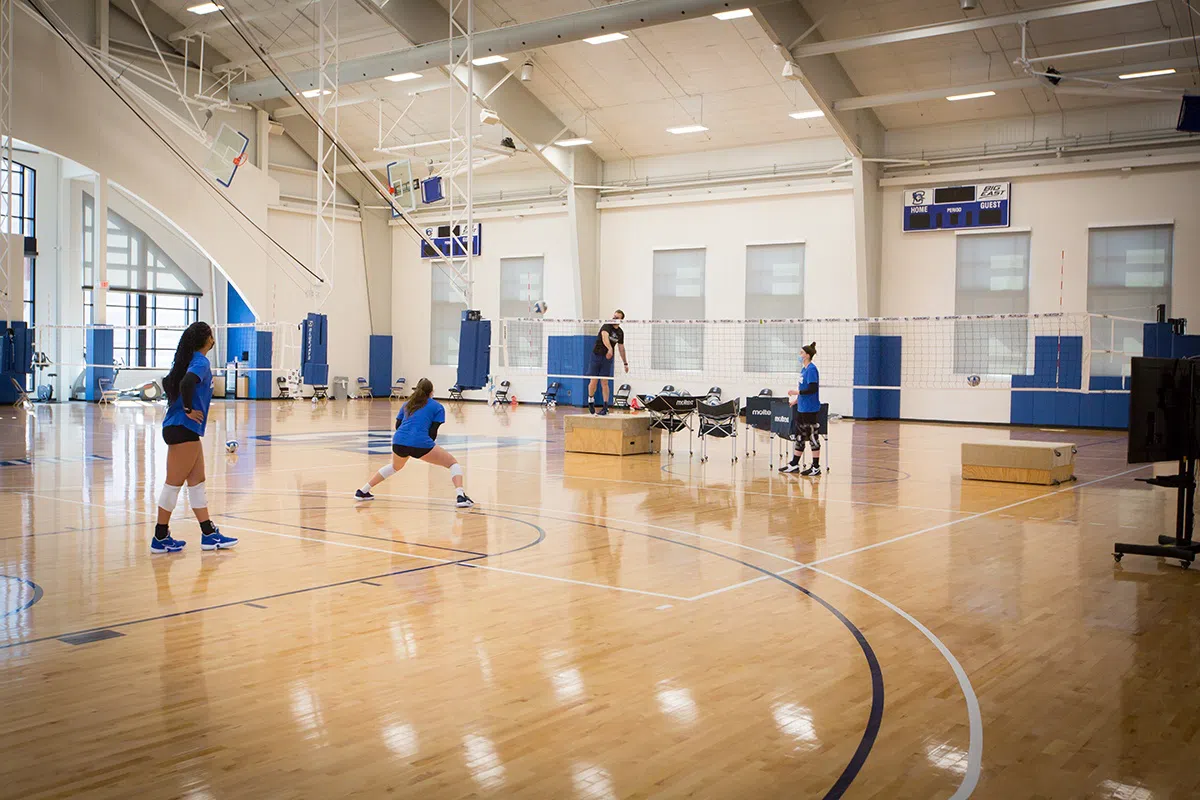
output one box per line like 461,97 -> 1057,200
233,153 -> 247,167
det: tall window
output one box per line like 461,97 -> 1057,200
431,267 -> 467,366
954,232 -> 1031,375
744,243 -> 804,373
500,256 -> 544,368
3,160 -> 36,325
1088,225 -> 1173,376
651,249 -> 706,371
82,193 -> 201,368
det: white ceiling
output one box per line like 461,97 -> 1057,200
123,0 -> 1198,174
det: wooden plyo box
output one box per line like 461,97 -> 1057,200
962,441 -> 1077,486
564,414 -> 661,456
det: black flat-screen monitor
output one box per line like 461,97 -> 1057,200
1127,357 -> 1196,464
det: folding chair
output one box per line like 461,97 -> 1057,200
703,386 -> 722,405
276,376 -> 293,399
698,397 -> 739,463
494,380 -> 511,403
97,377 -> 119,406
612,383 -> 632,409
352,377 -> 373,400
9,377 -> 31,411
390,377 -> 407,400
541,381 -> 560,408
448,384 -> 465,401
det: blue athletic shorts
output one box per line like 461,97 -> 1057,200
587,353 -> 615,378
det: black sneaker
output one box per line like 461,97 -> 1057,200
598,406 -> 609,416
588,403 -> 596,415
456,493 -> 475,509
355,489 -> 375,501
800,466 -> 820,476
778,463 -> 801,474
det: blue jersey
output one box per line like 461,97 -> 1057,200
797,362 -> 820,413
163,352 -> 213,436
394,399 -> 446,449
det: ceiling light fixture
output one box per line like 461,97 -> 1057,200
186,2 -> 223,14
946,90 -> 996,101
584,32 -> 628,45
667,124 -> 709,135
301,88 -> 331,98
520,62 -> 534,82
557,137 -> 593,147
789,109 -> 824,120
713,8 -> 753,20
384,72 -> 422,83
472,55 -> 508,66
1119,68 -> 1176,80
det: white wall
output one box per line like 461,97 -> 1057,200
880,163 -> 1200,422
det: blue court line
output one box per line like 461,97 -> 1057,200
1,576 -> 44,618
0,504 -> 545,651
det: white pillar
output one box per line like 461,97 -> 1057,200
96,0 -> 108,55
852,157 -> 882,318
93,174 -> 108,324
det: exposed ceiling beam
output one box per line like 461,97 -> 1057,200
109,0 -> 232,67
792,0 -> 1156,59
753,3 -> 884,157
171,0 -> 317,41
835,57 -> 1200,110
230,0 -> 744,103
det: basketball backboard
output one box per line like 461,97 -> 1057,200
204,123 -> 250,188
386,160 -> 416,218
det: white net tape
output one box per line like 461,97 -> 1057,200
33,321 -> 304,375
497,313 -> 1148,395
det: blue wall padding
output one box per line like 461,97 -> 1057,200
301,313 -> 329,386
852,335 -> 901,419
369,335 -> 392,398
0,321 -> 33,405
245,330 -> 273,399
1142,322 -> 1172,358
547,335 -> 592,407
456,315 -> 491,391
84,326 -> 114,403
1172,335 -> 1200,358
1010,335 -> 1087,426
226,283 -> 256,366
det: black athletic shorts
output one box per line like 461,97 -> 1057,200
393,444 -> 433,459
791,410 -> 818,434
162,425 -> 201,445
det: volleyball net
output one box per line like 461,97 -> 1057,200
32,320 -> 306,385
495,312 -> 1148,396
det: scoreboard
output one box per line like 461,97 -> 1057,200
419,223 -> 482,259
903,182 -> 1010,232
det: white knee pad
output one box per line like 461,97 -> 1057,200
449,463 -> 463,479
378,464 -> 397,479
157,484 -> 183,512
188,482 -> 208,510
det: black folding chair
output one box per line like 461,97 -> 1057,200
703,386 -> 722,405
448,384 -> 465,401
541,381 -> 560,408
645,394 -> 698,456
698,397 -> 739,463
612,383 -> 632,409
494,380 -> 511,403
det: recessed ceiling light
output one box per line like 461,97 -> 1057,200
713,8 -> 753,20
472,55 -> 508,66
584,33 -> 628,45
1119,68 -> 1176,80
666,124 -> 709,135
186,2 -> 223,14
301,88 -> 331,98
946,90 -> 996,101
384,72 -> 422,83
789,109 -> 825,120
557,137 -> 593,147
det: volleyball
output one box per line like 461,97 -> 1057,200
533,301 -> 548,315
225,440 -> 239,453
967,375 -> 981,387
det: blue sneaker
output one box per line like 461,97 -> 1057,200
150,535 -> 187,554
201,527 -> 239,551
598,406 -> 609,416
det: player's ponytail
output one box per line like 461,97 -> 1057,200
164,322 -> 214,404
405,378 -> 433,415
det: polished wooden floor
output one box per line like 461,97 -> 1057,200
1,398 -> 1197,799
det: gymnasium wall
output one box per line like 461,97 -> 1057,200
880,164 -> 1200,423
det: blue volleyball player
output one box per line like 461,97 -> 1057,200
780,342 -> 822,476
356,378 -> 474,508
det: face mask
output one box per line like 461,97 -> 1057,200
612,319 -> 622,327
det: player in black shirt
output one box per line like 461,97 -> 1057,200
587,309 -> 628,415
